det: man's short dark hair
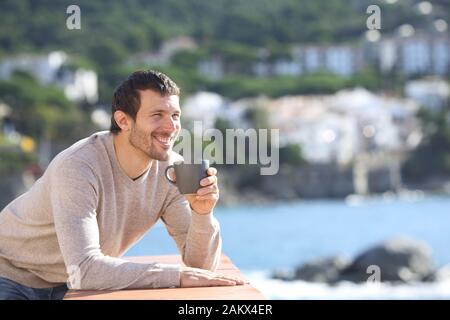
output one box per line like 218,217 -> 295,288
110,70 -> 180,134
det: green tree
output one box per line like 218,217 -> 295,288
244,105 -> 270,129
402,107 -> 450,183
88,38 -> 127,70
0,71 -> 87,143
279,144 -> 307,165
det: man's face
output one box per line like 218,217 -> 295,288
128,90 -> 181,161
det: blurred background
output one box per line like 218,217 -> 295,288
1,0 -> 450,299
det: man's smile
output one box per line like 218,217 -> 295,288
152,134 -> 175,149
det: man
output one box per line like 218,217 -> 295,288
0,70 -> 243,300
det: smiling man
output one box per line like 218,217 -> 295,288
0,70 -> 243,300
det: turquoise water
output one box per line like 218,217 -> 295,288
125,196 -> 450,272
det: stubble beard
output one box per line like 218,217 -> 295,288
129,123 -> 173,161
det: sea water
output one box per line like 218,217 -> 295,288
126,195 -> 450,299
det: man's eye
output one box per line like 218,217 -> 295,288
152,113 -> 162,118
173,114 -> 180,120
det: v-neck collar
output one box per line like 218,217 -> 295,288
106,133 -> 153,186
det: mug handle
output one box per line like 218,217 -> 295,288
165,165 -> 176,184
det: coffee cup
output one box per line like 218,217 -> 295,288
165,160 -> 210,195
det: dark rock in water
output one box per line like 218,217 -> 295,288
294,255 -> 351,283
273,237 -> 438,284
271,268 -> 296,281
337,237 -> 434,283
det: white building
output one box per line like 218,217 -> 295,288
61,69 -> 98,104
400,36 -> 431,74
0,51 -> 67,85
301,47 -> 322,73
0,51 -> 98,104
159,36 -> 197,61
291,44 -> 363,76
405,77 -> 450,111
229,88 -> 420,165
181,88 -> 420,165
378,39 -> 397,73
265,95 -> 359,164
273,59 -> 302,76
197,58 -> 224,80
253,61 -> 271,77
128,36 -> 198,67
379,33 -> 450,76
181,91 -> 228,130
251,44 -> 363,78
432,38 -> 450,75
325,46 -> 357,76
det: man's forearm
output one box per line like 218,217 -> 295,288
182,210 -> 222,271
67,254 -> 181,290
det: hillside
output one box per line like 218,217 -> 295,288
2,0 -> 448,57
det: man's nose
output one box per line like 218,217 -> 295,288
162,115 -> 178,132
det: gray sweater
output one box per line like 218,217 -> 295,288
0,131 -> 221,290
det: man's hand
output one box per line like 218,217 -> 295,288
180,266 -> 246,287
185,167 -> 219,215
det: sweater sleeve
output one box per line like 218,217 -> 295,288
160,186 -> 222,272
50,158 -> 181,290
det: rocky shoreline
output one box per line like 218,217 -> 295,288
217,186 -> 450,207
216,165 -> 450,207
271,237 -> 450,285
217,177 -> 450,208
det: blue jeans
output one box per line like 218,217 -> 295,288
0,277 -> 68,300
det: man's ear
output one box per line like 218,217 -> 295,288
114,110 -> 132,132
